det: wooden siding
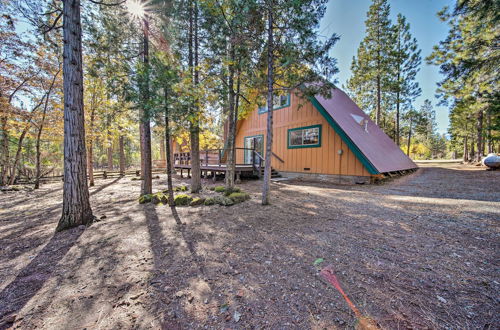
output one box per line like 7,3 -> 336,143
235,93 -> 371,177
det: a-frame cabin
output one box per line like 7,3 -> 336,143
232,88 -> 417,183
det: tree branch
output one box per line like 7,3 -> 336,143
88,0 -> 127,6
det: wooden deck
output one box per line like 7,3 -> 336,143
172,148 -> 263,181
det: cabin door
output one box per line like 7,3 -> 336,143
244,135 -> 264,165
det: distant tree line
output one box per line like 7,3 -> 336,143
428,0 -> 499,162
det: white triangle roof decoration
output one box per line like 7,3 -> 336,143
350,114 -> 365,125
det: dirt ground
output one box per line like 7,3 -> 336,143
0,163 -> 498,329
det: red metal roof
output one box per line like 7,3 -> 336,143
313,88 -> 417,174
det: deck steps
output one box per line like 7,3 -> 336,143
259,167 -> 281,178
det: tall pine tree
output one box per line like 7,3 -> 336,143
391,14 -> 421,145
346,0 -> 393,127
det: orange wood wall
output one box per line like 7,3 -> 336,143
235,93 -> 370,177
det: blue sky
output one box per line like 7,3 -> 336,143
319,0 -> 454,134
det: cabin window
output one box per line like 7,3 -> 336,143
258,93 -> 290,114
287,124 -> 322,149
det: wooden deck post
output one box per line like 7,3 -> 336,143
236,171 -> 241,184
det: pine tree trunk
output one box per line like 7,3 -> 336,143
376,75 -> 381,126
107,143 -> 113,171
119,135 -> 125,176
463,135 -> 468,163
140,17 -> 152,195
262,8 -> 274,205
406,116 -> 412,156
87,140 -> 94,186
225,42 -> 236,190
164,88 -> 175,206
395,92 -> 400,146
57,0 -> 93,231
476,110 -> 483,161
160,134 -> 166,162
469,138 -> 475,161
189,0 -> 201,193
487,109 -> 492,153
88,107 -> 95,187
139,122 -> 144,179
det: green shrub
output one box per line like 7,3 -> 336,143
224,187 -> 241,196
228,192 -> 250,203
209,187 -> 216,191
214,186 -> 225,193
174,185 -> 188,192
151,193 -> 168,205
139,194 -> 153,204
174,194 -> 193,206
203,195 -> 234,206
204,197 -> 217,205
217,196 -> 234,206
190,197 -> 205,206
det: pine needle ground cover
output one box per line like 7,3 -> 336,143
0,163 -> 498,329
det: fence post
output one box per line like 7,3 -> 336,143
103,171 -> 107,179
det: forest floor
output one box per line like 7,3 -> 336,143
0,163 -> 498,329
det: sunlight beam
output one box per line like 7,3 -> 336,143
125,0 -> 146,20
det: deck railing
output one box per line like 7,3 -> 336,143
174,147 -> 263,169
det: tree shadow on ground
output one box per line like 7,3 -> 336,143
89,177 -> 122,196
143,203 -> 224,328
0,227 -> 83,329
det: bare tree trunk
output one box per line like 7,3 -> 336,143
57,0 -> 93,231
189,0 -> 201,193
1,111 -> 10,185
119,135 -> 125,176
35,66 -> 60,189
9,91 -> 50,185
35,113 -> 46,189
262,8 -> 274,205
140,17 -> 152,195
8,125 -> 30,185
476,110 -> 483,161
